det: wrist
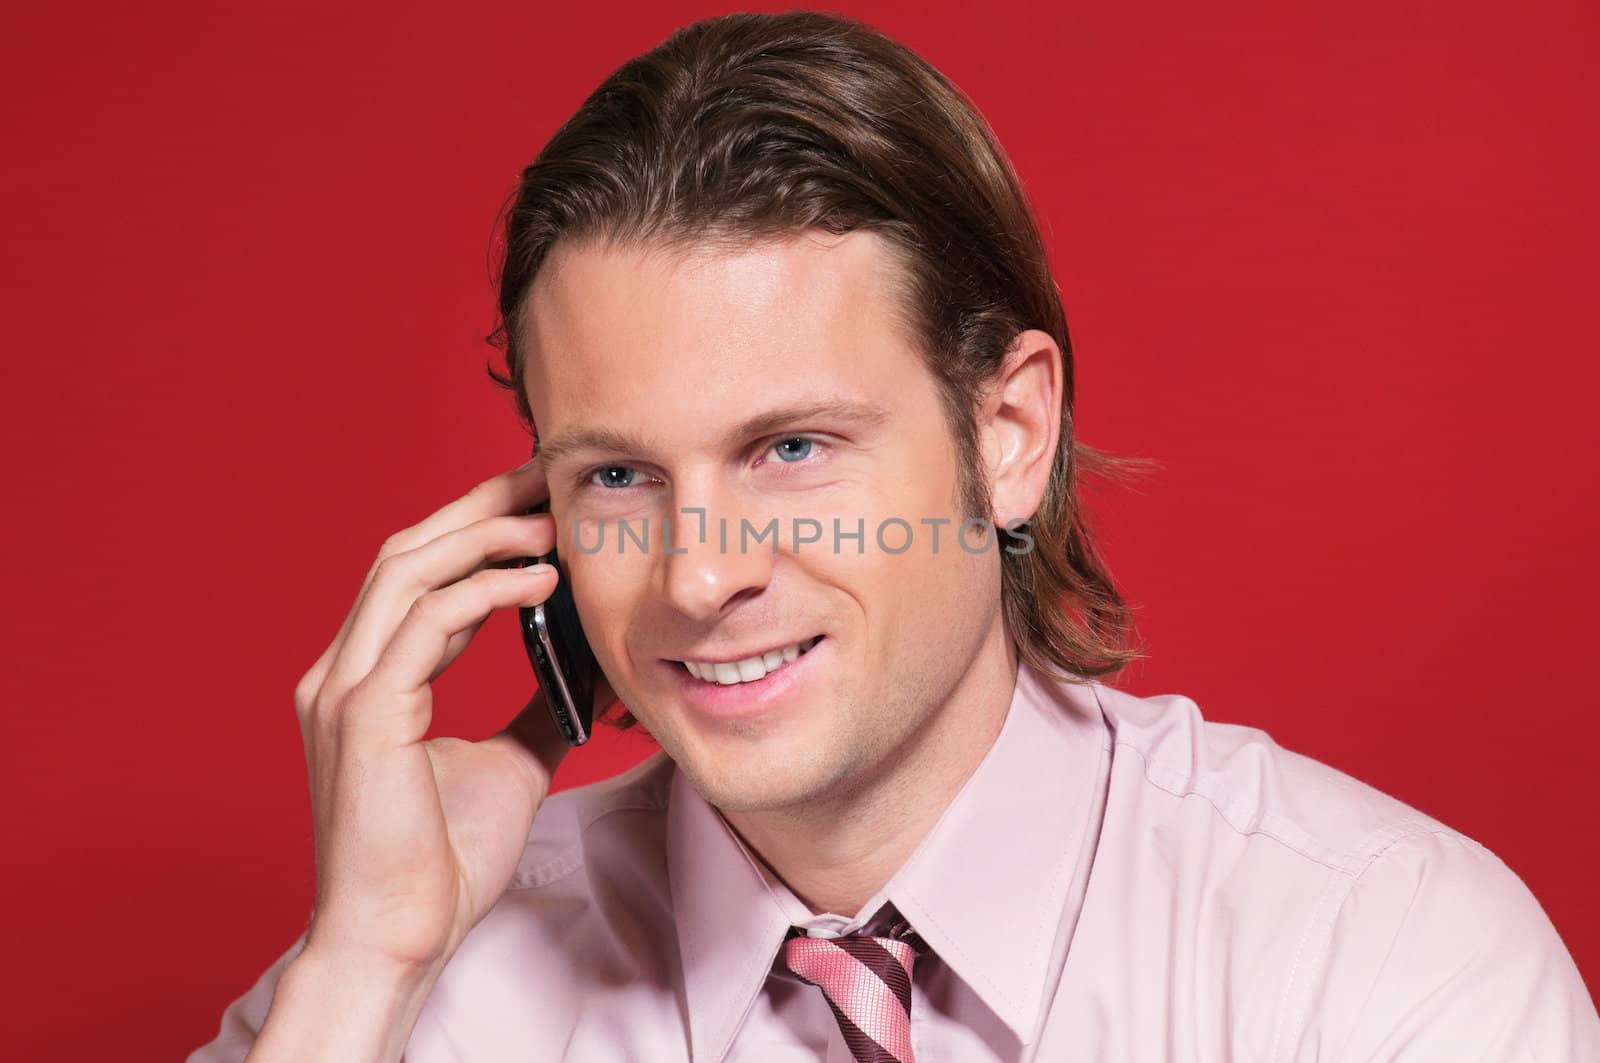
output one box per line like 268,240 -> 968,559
247,945 -> 442,1063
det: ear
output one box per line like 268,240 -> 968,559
975,328 -> 1063,528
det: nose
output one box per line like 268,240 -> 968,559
657,485 -> 777,622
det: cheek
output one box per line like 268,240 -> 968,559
840,531 -> 980,646
568,554 -> 650,665
910,546 -> 976,618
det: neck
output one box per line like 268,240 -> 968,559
720,624 -> 1019,919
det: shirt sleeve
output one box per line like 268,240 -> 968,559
185,930 -> 309,1063
1302,827 -> 1600,1062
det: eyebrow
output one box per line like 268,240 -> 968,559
534,397 -> 893,468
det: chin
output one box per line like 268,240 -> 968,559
676,750 -> 819,814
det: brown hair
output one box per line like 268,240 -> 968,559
486,10 -> 1156,732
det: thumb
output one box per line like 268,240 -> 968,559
480,690 -> 570,795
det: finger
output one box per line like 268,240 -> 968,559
321,511 -> 555,705
425,615 -> 490,686
344,564 -> 560,745
390,459 -> 550,559
298,458 -> 548,708
295,557 -> 380,725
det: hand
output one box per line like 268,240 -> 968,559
289,459 -> 616,981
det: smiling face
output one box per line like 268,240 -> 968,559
520,228 -> 1006,814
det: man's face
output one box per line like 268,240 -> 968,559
521,228 -> 1002,813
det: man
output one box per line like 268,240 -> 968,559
190,11 -> 1598,1062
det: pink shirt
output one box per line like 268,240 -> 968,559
191,660 -> 1599,1060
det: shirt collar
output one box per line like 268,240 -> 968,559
666,656 -> 1111,1060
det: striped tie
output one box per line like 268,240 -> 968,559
783,924 -> 920,1063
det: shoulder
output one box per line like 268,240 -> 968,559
424,749 -> 678,972
409,750 -> 683,1048
470,747 -> 678,950
1298,811 -> 1599,1056
190,753 -> 684,1061
1087,680 -> 1453,875
1084,682 -> 1599,1056
506,747 -> 676,894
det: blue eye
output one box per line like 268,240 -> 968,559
592,466 -> 639,489
773,438 -> 813,463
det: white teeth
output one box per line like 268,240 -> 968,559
683,637 -> 820,685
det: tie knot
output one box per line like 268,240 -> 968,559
783,931 -> 918,1062
784,931 -> 917,980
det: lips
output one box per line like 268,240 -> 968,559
678,636 -> 824,685
663,631 -> 827,724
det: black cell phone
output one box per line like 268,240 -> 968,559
518,482 -> 598,747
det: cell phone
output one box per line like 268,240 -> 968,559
518,479 -> 598,747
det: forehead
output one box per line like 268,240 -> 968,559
518,228 -> 921,427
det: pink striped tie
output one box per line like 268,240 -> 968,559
783,927 -> 919,1063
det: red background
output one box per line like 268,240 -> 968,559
3,1 -> 1595,1057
